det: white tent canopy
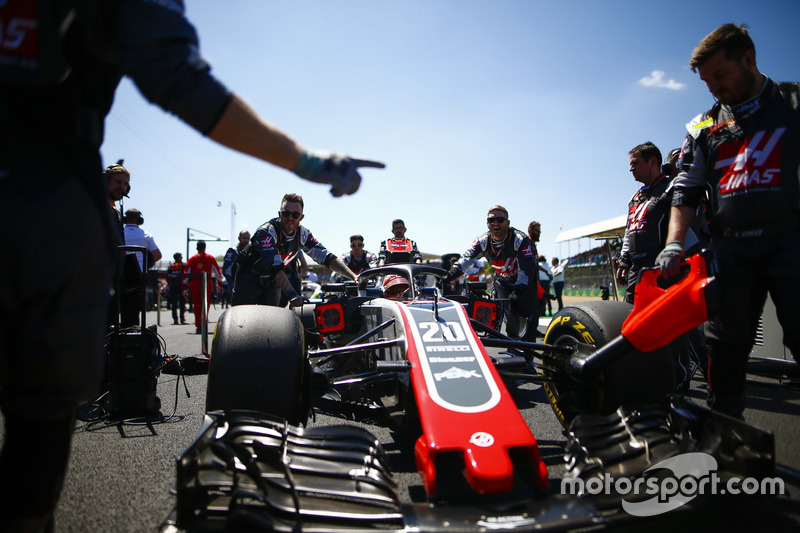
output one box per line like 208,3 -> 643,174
555,215 -> 626,243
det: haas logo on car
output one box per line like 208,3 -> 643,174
402,303 -> 501,413
469,432 -> 495,447
434,366 -> 482,381
716,128 -> 785,196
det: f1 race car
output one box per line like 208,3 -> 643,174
164,255 -> 775,532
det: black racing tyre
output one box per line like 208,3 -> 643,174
206,305 -> 310,425
542,301 -> 674,428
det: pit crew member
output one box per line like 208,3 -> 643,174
445,205 -> 538,339
337,234 -> 377,280
222,230 -> 251,306
617,142 -> 699,305
232,194 -> 357,307
378,219 -> 422,265
617,142 -> 701,389
0,1 -> 385,528
657,23 -> 800,417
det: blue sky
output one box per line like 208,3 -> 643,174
102,0 -> 800,265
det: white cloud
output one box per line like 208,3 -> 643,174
638,70 -> 685,90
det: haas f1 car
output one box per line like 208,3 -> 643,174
165,254 -> 775,532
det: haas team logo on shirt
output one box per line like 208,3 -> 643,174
490,258 -> 519,279
627,200 -> 652,232
259,235 -> 274,250
716,128 -> 785,196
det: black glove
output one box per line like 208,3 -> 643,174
655,241 -> 685,279
442,268 -> 460,284
509,284 -> 526,312
293,149 -> 385,197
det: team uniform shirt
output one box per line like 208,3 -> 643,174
239,217 -> 336,280
341,250 -> 377,275
672,78 -> 800,234
620,173 -> 702,276
123,224 -> 160,271
378,238 -> 422,264
618,174 -> 676,270
452,228 -> 536,288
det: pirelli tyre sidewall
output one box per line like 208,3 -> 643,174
206,305 -> 311,425
543,301 -> 674,427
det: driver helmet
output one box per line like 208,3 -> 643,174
383,275 -> 410,298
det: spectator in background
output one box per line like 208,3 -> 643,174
185,241 -> 223,334
537,255 -> 553,316
551,257 -> 565,312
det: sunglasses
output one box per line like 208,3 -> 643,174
351,243 -> 364,248
280,210 -> 302,219
487,216 -> 507,224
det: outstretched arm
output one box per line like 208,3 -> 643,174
207,94 -> 303,171
208,95 -> 384,197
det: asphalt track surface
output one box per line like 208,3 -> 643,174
3,299 -> 800,532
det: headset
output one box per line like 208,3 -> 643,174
124,208 -> 144,225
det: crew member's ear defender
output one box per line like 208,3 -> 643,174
125,209 -> 144,225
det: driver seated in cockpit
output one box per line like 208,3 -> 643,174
382,275 -> 410,299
